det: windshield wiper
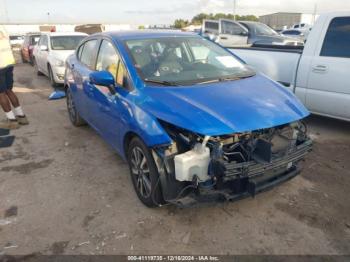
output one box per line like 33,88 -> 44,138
144,79 -> 178,86
196,74 -> 255,85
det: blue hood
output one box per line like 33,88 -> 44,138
138,74 -> 309,136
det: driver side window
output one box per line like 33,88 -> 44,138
96,39 -> 129,88
221,21 -> 244,35
96,40 -> 119,80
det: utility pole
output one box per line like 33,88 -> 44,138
312,3 -> 317,25
2,0 -> 9,23
233,0 -> 237,21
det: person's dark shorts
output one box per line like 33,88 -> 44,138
0,66 -> 14,93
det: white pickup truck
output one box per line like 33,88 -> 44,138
231,12 -> 350,121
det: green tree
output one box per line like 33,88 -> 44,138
174,19 -> 189,29
191,13 -> 214,25
187,13 -> 259,25
138,25 -> 145,30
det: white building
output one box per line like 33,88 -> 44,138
259,12 -> 318,30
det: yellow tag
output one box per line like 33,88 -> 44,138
0,27 -> 15,68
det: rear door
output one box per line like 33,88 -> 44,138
305,16 -> 350,120
218,19 -> 248,47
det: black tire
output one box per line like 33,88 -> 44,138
66,87 -> 86,126
127,137 -> 164,207
33,58 -> 43,76
29,55 -> 34,65
48,65 -> 58,88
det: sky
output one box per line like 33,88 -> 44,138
1,0 -> 350,25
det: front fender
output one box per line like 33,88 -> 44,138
118,94 -> 172,159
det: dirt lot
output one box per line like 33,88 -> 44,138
0,63 -> 349,256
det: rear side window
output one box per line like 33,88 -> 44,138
221,21 -> 244,35
80,39 -> 98,69
320,17 -> 350,58
204,21 -> 219,34
31,35 -> 40,45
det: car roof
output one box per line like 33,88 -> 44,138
41,32 -> 88,37
238,21 -> 260,24
100,30 -> 198,41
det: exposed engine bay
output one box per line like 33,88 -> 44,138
152,121 -> 312,207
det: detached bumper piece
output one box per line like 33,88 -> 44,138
170,139 -> 312,208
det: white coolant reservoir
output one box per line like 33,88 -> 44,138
174,143 -> 210,182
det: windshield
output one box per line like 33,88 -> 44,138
124,36 -> 255,85
243,22 -> 278,36
50,36 -> 86,50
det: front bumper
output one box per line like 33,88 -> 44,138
51,66 -> 65,83
167,139 -> 312,207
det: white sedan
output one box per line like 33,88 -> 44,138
33,32 -> 87,86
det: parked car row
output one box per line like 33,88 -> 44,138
201,19 -> 304,48
18,31 -> 88,86
21,33 -> 41,64
32,32 -> 87,86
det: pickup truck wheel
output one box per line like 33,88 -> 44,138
66,87 -> 86,126
33,58 -> 43,76
127,137 -> 164,207
48,65 -> 58,88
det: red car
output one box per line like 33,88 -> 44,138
21,33 -> 41,64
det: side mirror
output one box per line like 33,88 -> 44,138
40,45 -> 48,51
89,71 -> 116,95
240,31 -> 248,36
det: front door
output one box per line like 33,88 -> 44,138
73,39 -> 99,123
219,19 -> 248,47
91,39 -> 130,151
305,16 -> 350,120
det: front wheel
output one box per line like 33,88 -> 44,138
48,65 -> 58,88
66,87 -> 86,126
127,137 -> 164,207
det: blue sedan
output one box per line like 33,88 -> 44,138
64,30 -> 311,207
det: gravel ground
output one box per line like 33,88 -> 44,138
0,63 -> 349,256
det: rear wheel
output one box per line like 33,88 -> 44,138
127,137 -> 164,207
66,87 -> 86,126
33,58 -> 43,76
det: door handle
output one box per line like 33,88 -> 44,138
220,36 -> 228,40
312,64 -> 328,73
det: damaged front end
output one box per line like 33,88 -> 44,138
152,121 -> 312,207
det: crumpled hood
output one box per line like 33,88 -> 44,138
139,74 -> 309,136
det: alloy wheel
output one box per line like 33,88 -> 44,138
130,146 -> 152,198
